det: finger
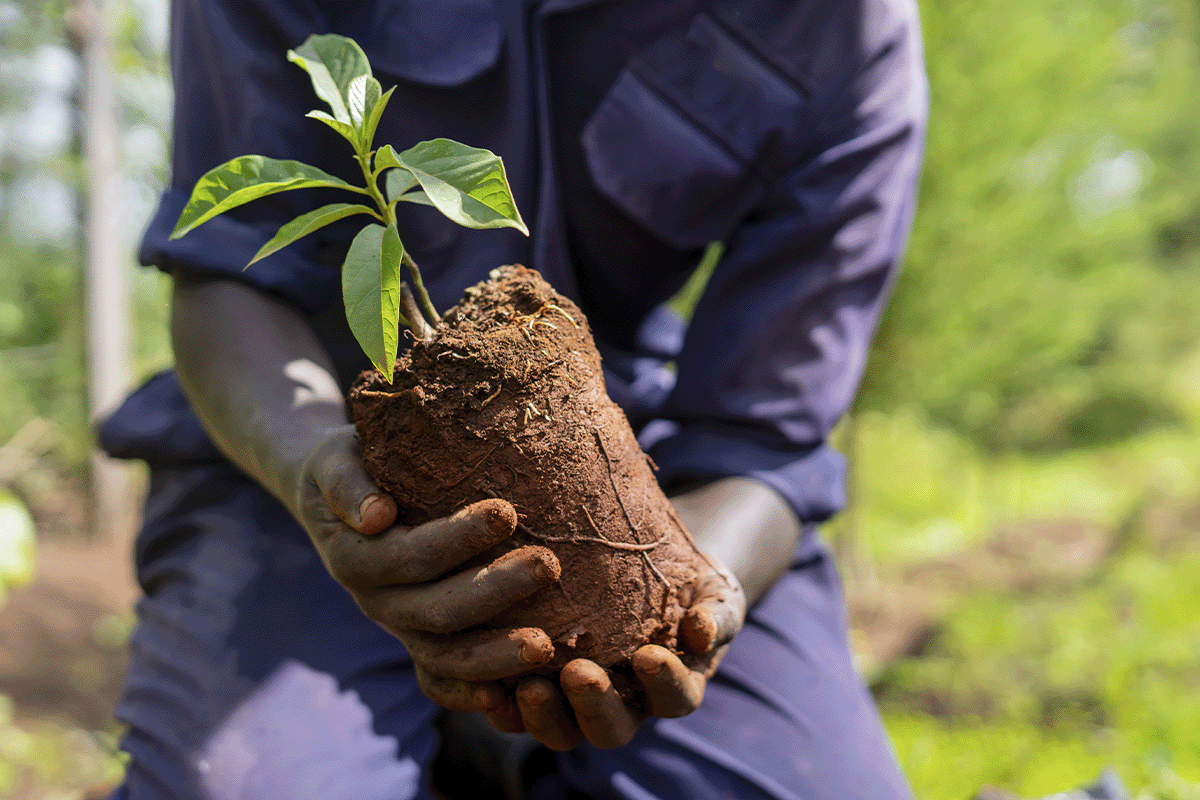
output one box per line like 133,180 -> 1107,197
468,683 -> 527,733
404,627 -> 554,682
561,660 -> 642,748
304,426 -> 397,536
515,677 -> 584,751
413,664 -> 488,713
480,694 -> 527,734
632,645 -> 706,719
324,499 -> 517,589
357,545 -> 560,632
679,568 -> 746,654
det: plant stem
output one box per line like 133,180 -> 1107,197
402,252 -> 442,325
358,150 -> 440,338
399,284 -> 432,340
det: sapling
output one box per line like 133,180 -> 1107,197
171,33 -> 724,679
170,33 -> 528,381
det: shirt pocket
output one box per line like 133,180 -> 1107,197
361,0 -> 501,87
581,12 -> 810,250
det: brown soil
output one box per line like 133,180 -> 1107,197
348,266 -> 710,669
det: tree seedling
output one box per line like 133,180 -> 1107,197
169,33 -> 528,381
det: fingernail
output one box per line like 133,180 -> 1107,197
359,494 -> 387,524
485,501 -> 518,536
638,660 -> 665,677
530,555 -> 561,583
474,686 -> 502,711
514,630 -> 554,665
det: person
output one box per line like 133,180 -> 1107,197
99,0 -> 929,798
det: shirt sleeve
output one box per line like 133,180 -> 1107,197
646,0 -> 929,524
138,0 -> 347,314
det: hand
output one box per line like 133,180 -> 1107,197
293,425 -> 563,705
475,558 -> 746,750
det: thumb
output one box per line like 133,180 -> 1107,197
679,560 -> 745,654
307,426 -> 398,536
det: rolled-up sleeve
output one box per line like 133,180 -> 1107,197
648,0 -> 929,523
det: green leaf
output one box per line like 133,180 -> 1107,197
396,192 -> 436,207
249,202 -> 377,265
383,140 -> 528,234
362,85 -> 395,152
384,163 -> 419,200
305,110 -> 358,145
343,223 -> 404,379
287,34 -> 373,128
0,489 -> 35,597
171,155 -> 363,239
348,75 -> 382,136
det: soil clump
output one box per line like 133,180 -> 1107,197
348,266 -> 708,669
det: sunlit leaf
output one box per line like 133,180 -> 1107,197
0,490 -> 35,599
249,202 -> 377,265
171,155 -> 364,239
396,192 -> 436,207
343,223 -> 404,379
384,163 -> 419,200
305,110 -> 358,145
287,34 -> 373,129
380,140 -> 528,234
348,74 -> 382,135
362,85 -> 395,152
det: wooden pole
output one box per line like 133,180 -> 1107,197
69,0 -> 136,548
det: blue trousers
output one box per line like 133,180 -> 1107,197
110,462 -> 912,800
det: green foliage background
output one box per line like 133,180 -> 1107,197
862,0 -> 1200,454
839,0 -> 1200,796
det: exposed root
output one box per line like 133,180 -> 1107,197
594,429 -> 642,537
480,383 -> 503,408
513,302 -> 579,336
543,303 -> 579,328
354,389 -> 397,399
581,506 -> 607,539
641,551 -> 669,590
522,523 -> 666,553
439,444 -> 500,490
524,401 -> 551,425
591,432 -> 668,589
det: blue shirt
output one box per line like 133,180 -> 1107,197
102,0 -> 928,538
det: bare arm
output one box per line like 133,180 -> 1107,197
170,276 -> 350,517
672,476 -> 801,607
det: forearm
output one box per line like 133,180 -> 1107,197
170,274 -> 348,514
670,477 -> 801,606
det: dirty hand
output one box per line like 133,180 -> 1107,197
294,425 -> 563,703
477,557 -> 746,750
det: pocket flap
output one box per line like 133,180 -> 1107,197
364,0 -> 501,87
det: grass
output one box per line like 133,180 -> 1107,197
830,400 -> 1200,799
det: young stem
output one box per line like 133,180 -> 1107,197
402,252 -> 442,325
399,284 -> 432,340
358,150 -> 439,339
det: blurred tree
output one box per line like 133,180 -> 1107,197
858,0 -> 1200,454
0,0 -> 170,532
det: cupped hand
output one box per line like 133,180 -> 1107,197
293,425 -> 562,705
477,557 -> 746,750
